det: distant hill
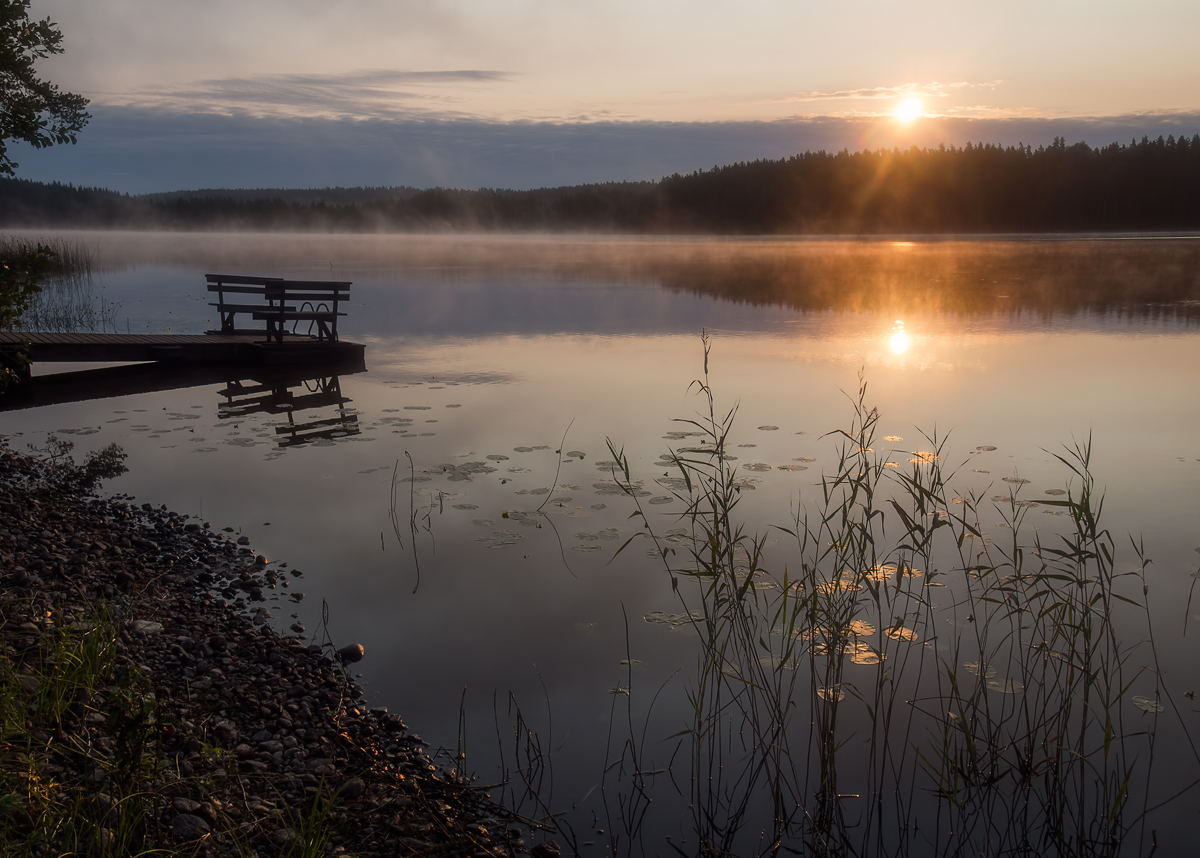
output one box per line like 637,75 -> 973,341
2,136 -> 1198,233
138,186 -> 425,205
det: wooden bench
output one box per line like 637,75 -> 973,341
206,273 -> 351,343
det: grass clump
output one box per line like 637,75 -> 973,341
597,335 -> 1195,857
0,598 -> 170,856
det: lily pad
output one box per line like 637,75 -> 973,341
648,496 -> 674,505
777,464 -> 808,471
433,461 -> 498,482
883,435 -> 903,442
976,445 -> 997,451
593,481 -> 651,498
452,503 -> 479,510
1044,489 -> 1067,496
986,679 -> 1025,694
757,425 -> 779,431
742,463 -> 771,472
816,686 -> 845,702
964,662 -> 997,679
474,530 -> 525,549
644,611 -> 701,628
1132,695 -> 1163,713
1002,477 -> 1031,485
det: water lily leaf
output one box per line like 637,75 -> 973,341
986,679 -> 1024,694
1132,696 -> 1163,712
644,611 -> 701,627
474,530 -> 524,549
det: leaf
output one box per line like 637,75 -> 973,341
1132,695 -> 1163,713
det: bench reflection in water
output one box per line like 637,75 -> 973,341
218,374 -> 359,448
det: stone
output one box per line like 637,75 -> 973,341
173,796 -> 203,815
129,619 -> 163,635
271,828 -> 298,846
336,643 -> 365,664
172,813 -> 211,839
338,778 -> 366,800
214,721 -> 238,745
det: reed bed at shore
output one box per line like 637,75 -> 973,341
0,234 -> 118,334
578,335 -> 1197,857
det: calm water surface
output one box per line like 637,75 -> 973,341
5,232 -> 1200,854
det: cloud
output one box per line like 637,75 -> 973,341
116,68 -> 515,119
9,106 -> 1200,195
772,80 -> 1006,109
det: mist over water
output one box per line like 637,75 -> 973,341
5,232 -> 1200,854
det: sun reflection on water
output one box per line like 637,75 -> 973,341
890,320 -> 910,354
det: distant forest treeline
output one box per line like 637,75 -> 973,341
2,135 -> 1199,233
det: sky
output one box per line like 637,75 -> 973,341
11,0 -> 1200,192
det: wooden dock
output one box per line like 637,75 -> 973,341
0,355 -> 366,412
0,331 -> 365,365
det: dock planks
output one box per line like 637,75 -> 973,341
0,331 -> 365,365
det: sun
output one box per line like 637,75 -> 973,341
894,97 -> 923,123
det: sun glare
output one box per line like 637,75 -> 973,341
889,320 -> 910,354
894,97 -> 923,123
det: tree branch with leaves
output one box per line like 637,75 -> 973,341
0,0 -> 89,176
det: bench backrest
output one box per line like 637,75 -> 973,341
206,274 -> 350,299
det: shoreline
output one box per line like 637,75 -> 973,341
0,442 -> 553,857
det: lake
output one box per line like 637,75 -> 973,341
5,231 -> 1200,855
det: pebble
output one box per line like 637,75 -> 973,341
172,813 -> 211,839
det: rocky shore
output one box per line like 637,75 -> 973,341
0,442 -> 558,857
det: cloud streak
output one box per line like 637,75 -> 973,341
774,80 -> 1006,106
118,68 -> 515,119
